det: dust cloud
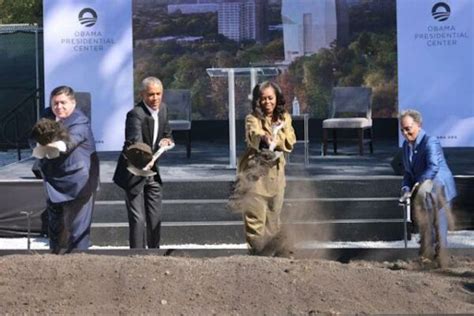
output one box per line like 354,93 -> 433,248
228,152 -> 334,257
412,184 -> 456,268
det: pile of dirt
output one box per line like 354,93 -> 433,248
0,254 -> 472,314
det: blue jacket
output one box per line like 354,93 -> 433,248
402,129 -> 457,202
38,108 -> 99,203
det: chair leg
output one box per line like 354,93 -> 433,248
358,128 -> 364,155
322,129 -> 328,156
332,129 -> 337,154
186,130 -> 191,159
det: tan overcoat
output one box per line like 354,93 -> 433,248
237,112 -> 296,197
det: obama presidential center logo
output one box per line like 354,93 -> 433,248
58,7 -> 115,52
78,8 -> 98,27
432,2 -> 450,22
411,1 -> 469,48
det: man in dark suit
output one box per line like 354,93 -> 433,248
32,85 -> 99,253
399,109 -> 457,265
113,77 -> 173,248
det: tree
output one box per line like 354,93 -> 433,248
0,0 -> 42,25
285,29 -> 398,119
262,38 -> 284,61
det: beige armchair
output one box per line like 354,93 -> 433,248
322,87 -> 373,155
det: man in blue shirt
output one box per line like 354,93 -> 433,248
399,109 -> 456,266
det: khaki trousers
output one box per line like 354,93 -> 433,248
243,190 -> 285,253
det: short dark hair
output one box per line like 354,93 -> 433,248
251,81 -> 286,120
50,85 -> 75,101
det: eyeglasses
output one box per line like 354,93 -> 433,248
400,125 -> 417,133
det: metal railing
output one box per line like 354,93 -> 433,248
0,89 -> 40,160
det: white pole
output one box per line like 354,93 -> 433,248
250,67 -> 257,99
228,69 -> 236,168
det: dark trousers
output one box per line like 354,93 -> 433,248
125,176 -> 163,249
48,193 -> 95,253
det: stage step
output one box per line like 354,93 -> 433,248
90,195 -> 407,245
93,198 -> 402,222
95,178 -> 403,200
90,221 -> 406,246
1,177 -> 472,245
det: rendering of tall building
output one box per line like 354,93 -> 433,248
282,0 -> 348,62
218,0 -> 267,43
168,4 -> 219,14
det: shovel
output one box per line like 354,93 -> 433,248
127,143 -> 175,177
398,182 -> 419,248
268,121 -> 285,160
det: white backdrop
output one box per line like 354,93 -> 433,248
43,0 -> 134,151
397,0 -> 474,147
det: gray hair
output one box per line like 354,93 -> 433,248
399,109 -> 422,125
140,76 -> 163,91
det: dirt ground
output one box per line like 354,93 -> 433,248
0,254 -> 472,315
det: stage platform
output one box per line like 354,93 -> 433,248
2,140 -> 473,180
0,140 -> 473,248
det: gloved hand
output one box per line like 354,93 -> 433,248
32,144 -> 61,159
46,141 -> 67,152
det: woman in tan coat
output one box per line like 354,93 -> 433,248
236,81 -> 296,255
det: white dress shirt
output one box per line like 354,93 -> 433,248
145,103 -> 159,146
